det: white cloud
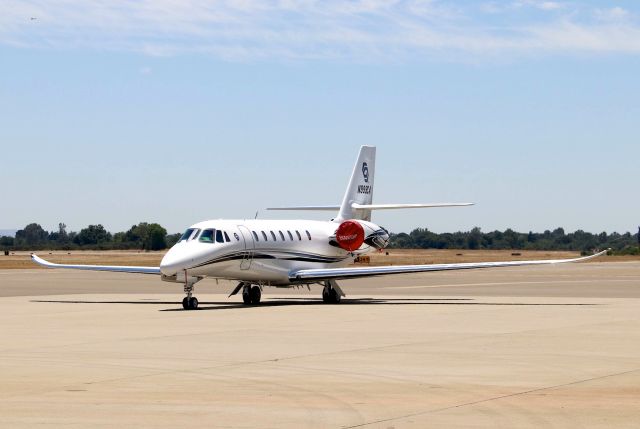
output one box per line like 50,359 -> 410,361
595,7 -> 630,22
512,0 -> 564,11
0,0 -> 639,61
538,2 -> 563,11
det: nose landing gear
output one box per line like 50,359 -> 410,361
182,282 -> 199,310
181,270 -> 202,310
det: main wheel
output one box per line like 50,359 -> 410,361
250,285 -> 261,305
182,297 -> 189,309
189,297 -> 199,310
330,289 -> 341,304
322,288 -> 330,303
242,287 -> 251,305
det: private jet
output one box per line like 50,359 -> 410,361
33,146 -> 606,309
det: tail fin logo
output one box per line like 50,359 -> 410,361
362,162 -> 369,183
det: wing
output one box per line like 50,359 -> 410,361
32,254 -> 161,275
289,249 -> 609,282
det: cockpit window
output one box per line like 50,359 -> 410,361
199,229 -> 215,243
191,229 -> 201,240
216,230 -> 224,243
179,228 -> 195,242
224,232 -> 231,242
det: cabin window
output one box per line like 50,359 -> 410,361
224,232 -> 231,242
261,231 -> 268,241
191,229 -> 201,240
216,230 -> 224,243
270,231 -> 277,241
179,228 -> 195,242
199,229 -> 215,243
295,230 -> 302,241
279,231 -> 285,241
252,231 -> 259,242
306,230 -> 311,240
287,230 -> 294,241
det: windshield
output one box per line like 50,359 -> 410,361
179,228 -> 195,242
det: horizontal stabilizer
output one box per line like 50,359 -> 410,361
351,203 -> 474,210
266,206 -> 340,211
32,254 -> 161,275
266,203 -> 473,212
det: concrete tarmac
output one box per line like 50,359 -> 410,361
1,262 -> 640,428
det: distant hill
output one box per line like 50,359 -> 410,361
0,230 -> 17,237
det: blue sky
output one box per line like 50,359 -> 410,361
1,1 -> 639,235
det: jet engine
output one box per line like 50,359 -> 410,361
333,220 -> 390,252
335,220 -> 365,251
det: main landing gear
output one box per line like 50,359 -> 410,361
227,282 -> 262,305
241,283 -> 262,305
322,280 -> 344,304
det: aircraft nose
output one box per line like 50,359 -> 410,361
160,246 -> 187,276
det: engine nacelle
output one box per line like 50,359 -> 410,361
334,220 -> 390,252
335,220 -> 365,251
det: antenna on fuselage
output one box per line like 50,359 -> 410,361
255,210 -> 259,219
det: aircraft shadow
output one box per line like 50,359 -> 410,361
30,297 -> 597,312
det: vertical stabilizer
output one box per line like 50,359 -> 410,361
336,146 -> 376,222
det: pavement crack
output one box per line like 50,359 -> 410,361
342,367 -> 640,428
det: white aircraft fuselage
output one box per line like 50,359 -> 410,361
160,219 -> 387,286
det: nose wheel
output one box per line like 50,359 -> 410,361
182,296 -> 199,310
182,279 -> 199,310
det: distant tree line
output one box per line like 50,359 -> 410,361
0,222 -> 181,251
389,227 -> 640,255
2,223 -> 639,255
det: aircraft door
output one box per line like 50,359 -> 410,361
237,225 -> 254,270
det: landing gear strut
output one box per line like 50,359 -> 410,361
242,283 -> 262,305
322,280 -> 343,304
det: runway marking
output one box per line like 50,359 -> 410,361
387,279 -> 640,289
342,367 -> 640,428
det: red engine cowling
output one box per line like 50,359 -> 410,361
335,220 -> 365,251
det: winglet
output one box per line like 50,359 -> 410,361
31,253 -> 161,275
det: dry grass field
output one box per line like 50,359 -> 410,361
1,248 -> 633,270
0,251 -> 165,270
